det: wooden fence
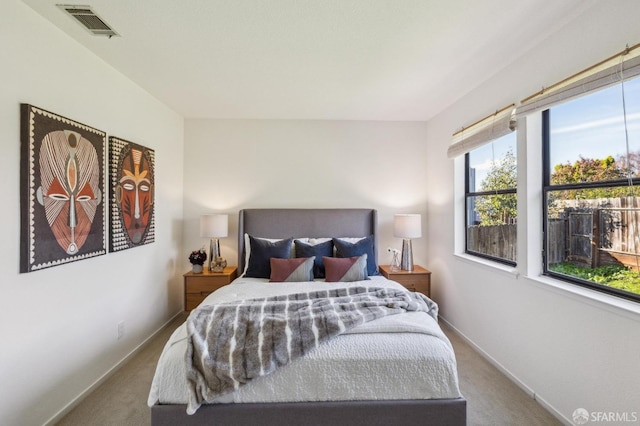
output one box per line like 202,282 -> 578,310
547,219 -> 566,265
468,197 -> 640,269
467,224 -> 516,262
549,197 -> 640,270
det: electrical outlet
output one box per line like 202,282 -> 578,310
117,321 -> 125,340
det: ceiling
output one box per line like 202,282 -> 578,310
23,0 -> 591,121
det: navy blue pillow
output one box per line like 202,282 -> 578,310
245,236 -> 293,278
333,235 -> 379,276
294,239 -> 334,278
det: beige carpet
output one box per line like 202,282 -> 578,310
442,322 -> 561,425
56,313 -> 560,426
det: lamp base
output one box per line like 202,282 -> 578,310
400,239 -> 414,271
209,238 -> 221,271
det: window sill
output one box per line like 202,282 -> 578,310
453,253 -> 519,278
453,253 -> 640,320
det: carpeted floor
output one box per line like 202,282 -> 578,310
442,322 -> 561,425
56,313 -> 560,426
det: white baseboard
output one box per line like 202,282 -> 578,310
439,316 -> 572,426
43,310 -> 184,426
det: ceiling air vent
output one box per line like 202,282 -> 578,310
57,4 -> 119,37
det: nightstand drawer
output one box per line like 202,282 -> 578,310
185,293 -> 214,311
397,275 -> 425,291
184,266 -> 237,311
379,264 -> 431,298
185,277 -> 229,294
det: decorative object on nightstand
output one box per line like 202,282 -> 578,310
387,247 -> 401,272
200,214 -> 228,272
188,248 -> 207,273
184,266 -> 238,311
379,264 -> 431,298
393,214 -> 422,271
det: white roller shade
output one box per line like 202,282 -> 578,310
517,43 -> 640,116
447,105 -> 516,159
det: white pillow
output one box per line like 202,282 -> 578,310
306,237 -> 332,245
334,237 -> 366,243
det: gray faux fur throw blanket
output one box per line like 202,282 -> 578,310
185,286 -> 435,414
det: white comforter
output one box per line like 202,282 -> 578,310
148,276 -> 461,406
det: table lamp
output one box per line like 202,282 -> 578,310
393,214 -> 422,271
200,214 -> 228,272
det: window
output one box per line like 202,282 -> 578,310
465,132 -> 517,265
543,75 -> 640,301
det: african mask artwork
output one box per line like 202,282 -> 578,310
21,105 -> 106,272
36,130 -> 102,255
109,137 -> 155,252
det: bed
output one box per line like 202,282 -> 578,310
149,208 -> 466,425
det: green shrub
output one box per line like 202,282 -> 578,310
549,262 -> 640,295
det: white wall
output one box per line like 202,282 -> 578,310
0,2 -> 185,425
427,1 -> 640,423
183,119 -> 429,270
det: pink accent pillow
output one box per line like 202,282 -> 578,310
269,257 -> 315,282
323,254 -> 368,282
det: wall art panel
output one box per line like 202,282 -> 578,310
109,137 -> 155,252
20,104 -> 106,272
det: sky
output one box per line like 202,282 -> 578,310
550,76 -> 640,168
468,131 -> 515,189
468,76 -> 640,189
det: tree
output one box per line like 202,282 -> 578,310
615,150 -> 640,178
551,155 -> 625,185
474,149 -> 517,226
550,155 -> 632,199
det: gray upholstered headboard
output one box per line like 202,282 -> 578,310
237,208 -> 378,273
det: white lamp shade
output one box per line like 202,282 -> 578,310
393,214 -> 422,238
200,214 -> 228,238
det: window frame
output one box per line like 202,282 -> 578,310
542,109 -> 640,303
464,140 -> 518,267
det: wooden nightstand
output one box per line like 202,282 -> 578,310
379,264 -> 431,298
184,266 -> 238,311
